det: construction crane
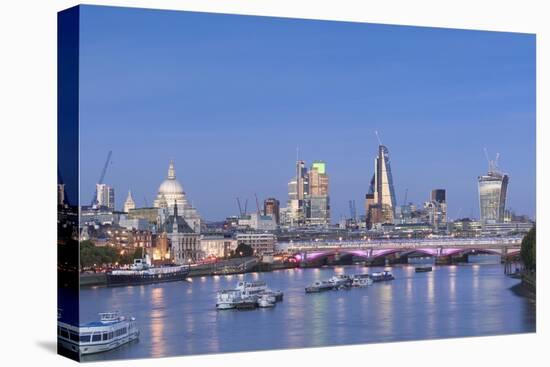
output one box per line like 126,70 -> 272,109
236,198 -> 243,217
484,148 -> 501,173
236,197 -> 249,217
455,207 -> 462,221
348,200 -> 357,222
254,193 -> 261,215
90,150 -> 113,206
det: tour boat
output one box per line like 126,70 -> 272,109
305,280 -> 336,293
58,312 -> 139,355
216,289 -> 242,310
217,281 -> 283,310
370,271 -> 395,282
235,297 -> 258,310
328,274 -> 353,288
257,294 -> 276,308
235,280 -> 268,298
261,290 -> 284,302
351,274 -> 374,287
106,255 -> 190,287
234,281 -> 284,302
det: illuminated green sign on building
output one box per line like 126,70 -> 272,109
312,161 -> 326,174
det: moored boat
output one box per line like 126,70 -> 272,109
415,266 -> 433,273
234,281 -> 284,302
106,256 -> 190,287
235,297 -> 258,310
370,271 -> 395,282
257,294 -> 276,308
217,280 -> 283,310
329,274 -> 353,288
58,312 -> 139,355
216,289 -> 242,310
305,280 -> 336,293
352,274 -> 374,287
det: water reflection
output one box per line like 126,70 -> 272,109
80,264 -> 535,361
150,287 -> 166,358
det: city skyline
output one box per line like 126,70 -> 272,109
80,146 -> 530,223
78,6 -> 536,222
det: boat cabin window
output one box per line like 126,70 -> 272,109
102,332 -> 109,341
80,334 -> 91,343
115,327 -> 127,337
92,334 -> 101,342
69,332 -> 79,342
109,332 -> 114,339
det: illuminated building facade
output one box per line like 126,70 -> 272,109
153,160 -> 202,232
96,183 -> 115,210
307,160 -> 330,227
366,145 -> 396,228
478,162 -> 509,224
263,198 -> 280,224
123,190 -> 136,213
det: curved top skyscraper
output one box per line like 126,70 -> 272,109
478,157 -> 509,224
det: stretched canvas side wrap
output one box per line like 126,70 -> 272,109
57,4 -> 536,363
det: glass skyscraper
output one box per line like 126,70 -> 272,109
366,145 -> 397,227
478,165 -> 509,224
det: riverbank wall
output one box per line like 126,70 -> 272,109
521,272 -> 536,293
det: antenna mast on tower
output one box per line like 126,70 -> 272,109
375,130 -> 383,145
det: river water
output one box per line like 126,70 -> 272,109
80,264 -> 535,361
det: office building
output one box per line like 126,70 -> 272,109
263,198 -> 280,224
478,158 -> 509,223
366,145 -> 396,228
307,160 -> 330,227
235,233 -> 276,255
96,183 -> 115,210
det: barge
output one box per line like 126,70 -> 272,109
106,256 -> 190,287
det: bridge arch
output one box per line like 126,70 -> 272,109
441,248 -> 503,257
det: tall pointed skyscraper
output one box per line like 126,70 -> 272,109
366,144 -> 397,228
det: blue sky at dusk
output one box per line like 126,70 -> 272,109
78,5 -> 536,222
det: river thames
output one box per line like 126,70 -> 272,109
80,264 -> 535,361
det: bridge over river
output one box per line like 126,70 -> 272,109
277,235 -> 523,264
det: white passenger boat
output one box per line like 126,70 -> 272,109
305,280 -> 336,293
351,276 -> 373,287
58,312 -> 139,355
216,289 -> 242,310
257,294 -> 276,308
328,274 -> 352,288
370,271 -> 395,282
235,281 -> 284,302
235,281 -> 268,298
